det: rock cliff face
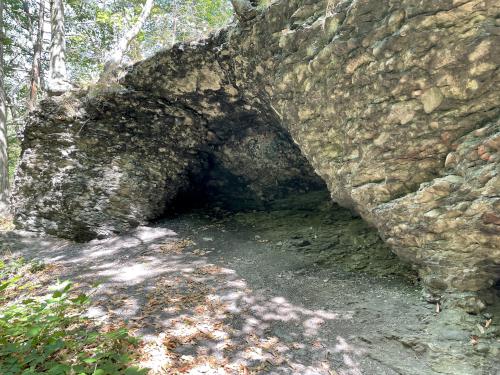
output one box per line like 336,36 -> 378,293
13,0 -> 499,296
13,89 -> 324,240
12,92 -> 208,241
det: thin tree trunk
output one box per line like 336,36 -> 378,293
171,16 -> 177,46
170,0 -> 178,46
41,0 -> 51,91
28,0 -> 46,110
0,0 -> 9,213
5,97 -> 18,134
47,0 -> 70,95
100,0 -> 154,81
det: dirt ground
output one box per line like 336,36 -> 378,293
1,192 -> 498,374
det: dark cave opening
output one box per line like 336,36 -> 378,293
150,110 -> 414,281
163,162 -> 330,216
157,177 -> 415,281
161,119 -> 328,216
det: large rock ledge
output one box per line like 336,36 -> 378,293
12,0 -> 499,297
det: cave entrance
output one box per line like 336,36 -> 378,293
159,152 -> 411,280
163,109 -> 327,215
152,108 -> 411,280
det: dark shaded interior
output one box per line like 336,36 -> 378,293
163,110 -> 328,215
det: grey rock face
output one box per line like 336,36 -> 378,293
13,0 -> 499,295
12,91 -> 207,240
12,89 -> 322,240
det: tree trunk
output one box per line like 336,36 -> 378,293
0,0 -> 9,213
47,0 -> 70,95
171,16 -> 177,46
170,0 -> 178,46
41,0 -> 51,91
28,0 -> 46,110
99,0 -> 154,82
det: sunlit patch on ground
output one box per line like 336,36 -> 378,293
124,256 -> 364,374
2,193 -> 498,374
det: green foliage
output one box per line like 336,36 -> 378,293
0,258 -> 147,375
63,0 -> 233,84
3,0 -> 234,107
7,133 -> 21,185
193,0 -> 233,29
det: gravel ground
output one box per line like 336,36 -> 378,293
1,193 -> 498,374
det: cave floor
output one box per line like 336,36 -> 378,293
1,192 -> 498,374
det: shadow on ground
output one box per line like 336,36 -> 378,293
1,193 -> 498,374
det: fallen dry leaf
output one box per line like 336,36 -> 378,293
312,340 -> 323,348
159,239 -> 193,254
470,335 -> 479,345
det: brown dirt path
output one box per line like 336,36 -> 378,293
1,195 -> 498,374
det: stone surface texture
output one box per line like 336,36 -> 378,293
12,92 -> 207,240
13,0 -> 500,295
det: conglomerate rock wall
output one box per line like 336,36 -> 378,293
13,90 -> 323,240
13,0 -> 499,296
12,92 -> 208,241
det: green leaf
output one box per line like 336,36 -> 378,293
27,326 -> 41,337
71,294 -> 89,305
124,367 -> 149,375
52,290 -> 63,298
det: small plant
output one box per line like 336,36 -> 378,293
7,132 -> 22,186
0,258 -> 148,374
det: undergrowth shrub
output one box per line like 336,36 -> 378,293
0,258 -> 147,375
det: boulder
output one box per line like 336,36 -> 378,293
13,0 -> 499,295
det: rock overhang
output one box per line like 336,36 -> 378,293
11,0 -> 500,300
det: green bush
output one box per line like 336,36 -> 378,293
0,258 -> 147,375
7,133 -> 21,185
